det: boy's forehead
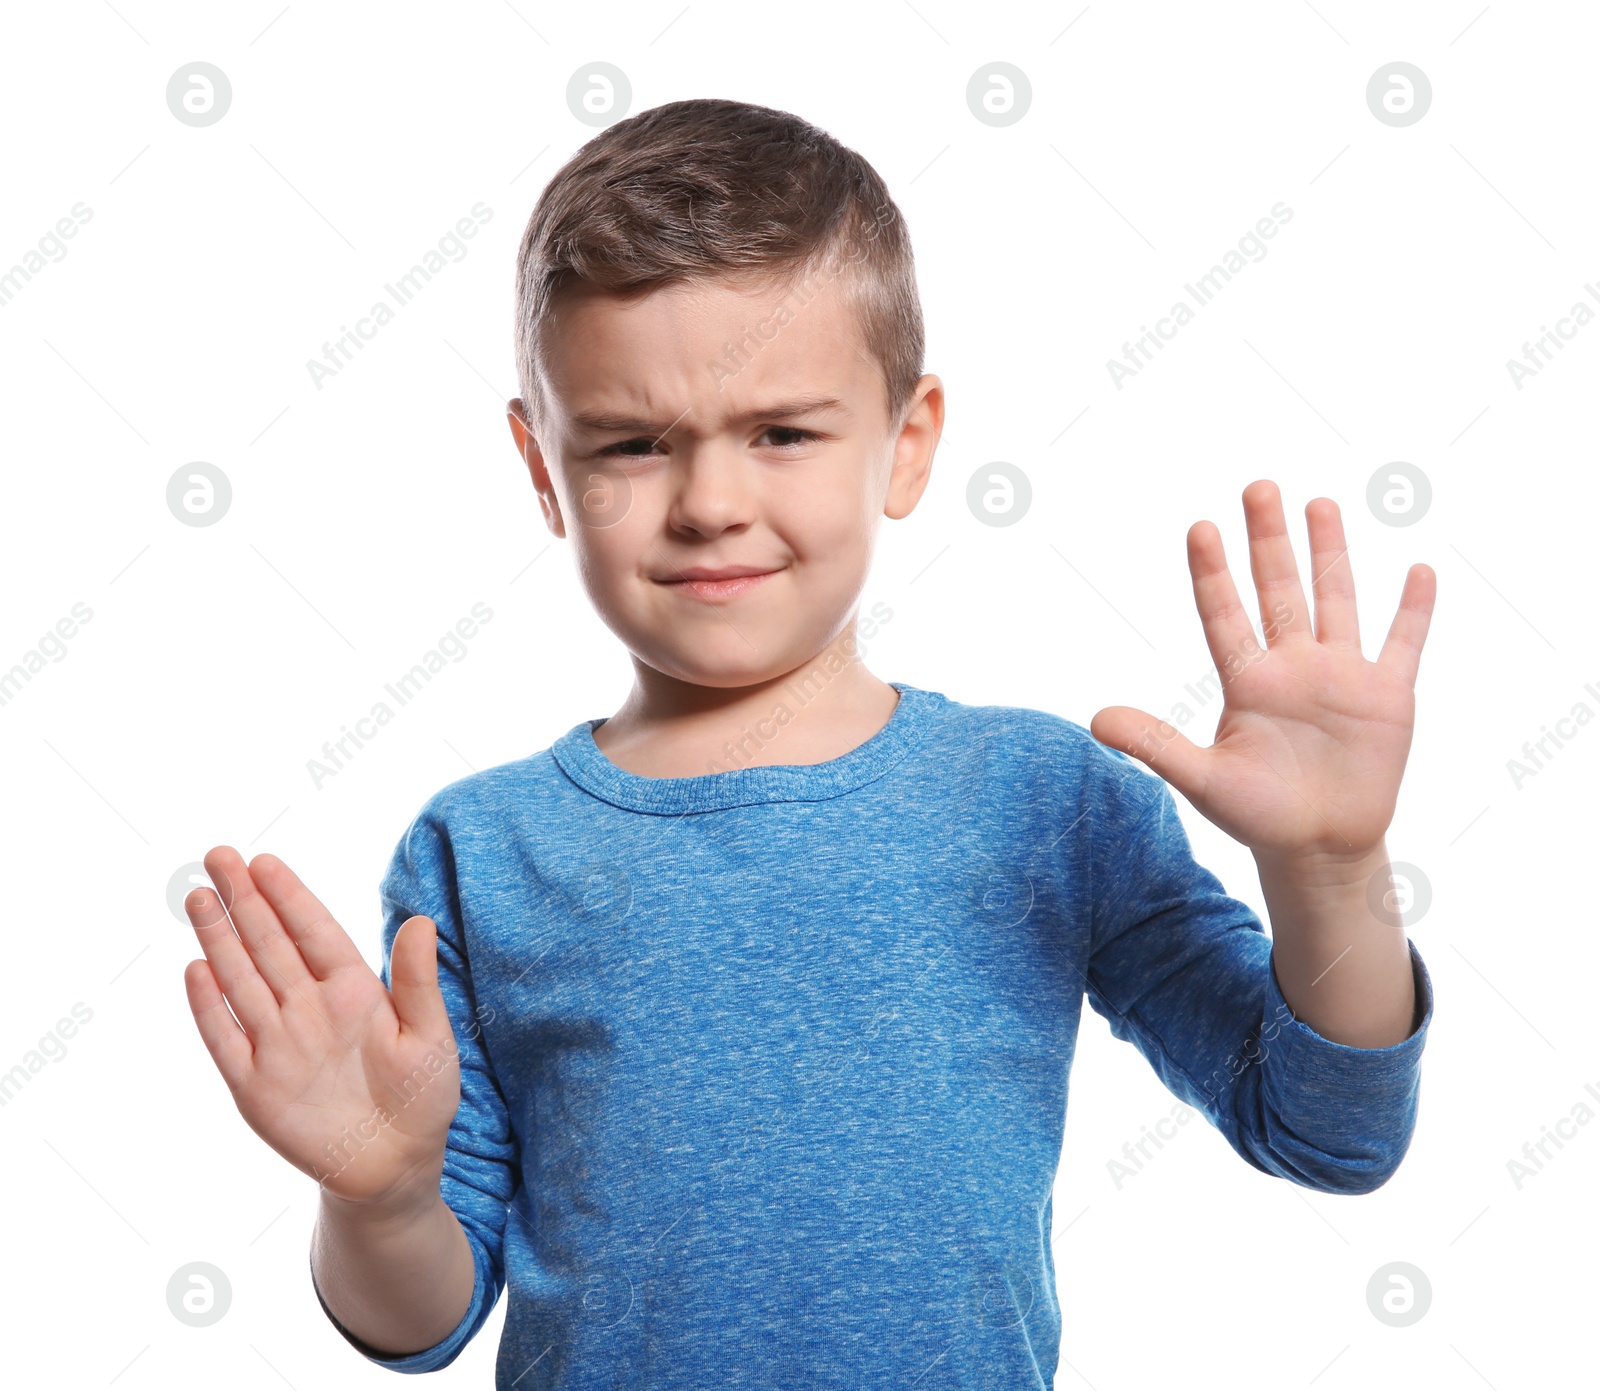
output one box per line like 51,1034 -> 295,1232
544,274 -> 873,429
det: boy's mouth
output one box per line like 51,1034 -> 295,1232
655,565 -> 783,602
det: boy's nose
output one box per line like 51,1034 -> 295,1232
666,444 -> 759,538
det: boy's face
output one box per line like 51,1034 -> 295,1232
507,272 -> 942,690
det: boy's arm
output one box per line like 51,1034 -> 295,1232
311,1183 -> 478,1357
1079,481 -> 1437,1191
1253,838 -> 1420,1048
311,799 -> 521,1372
1083,768 -> 1434,1195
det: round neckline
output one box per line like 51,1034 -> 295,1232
550,682 -> 940,814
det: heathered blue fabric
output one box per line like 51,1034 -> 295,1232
312,681 -> 1434,1387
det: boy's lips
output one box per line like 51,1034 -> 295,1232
655,565 -> 782,602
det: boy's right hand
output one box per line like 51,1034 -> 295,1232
181,847 -> 460,1211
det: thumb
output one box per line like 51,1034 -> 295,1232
388,915 -> 449,1036
1089,705 -> 1207,806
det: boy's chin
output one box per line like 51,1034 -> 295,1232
630,646 -> 818,691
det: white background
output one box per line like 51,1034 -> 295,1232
1,1 -> 1594,1387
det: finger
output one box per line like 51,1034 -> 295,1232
1377,563 -> 1436,687
183,956 -> 254,1094
186,877 -> 281,1040
1304,497 -> 1360,650
1186,520 -> 1265,681
203,846 -> 315,1007
247,852 -> 367,983
1242,479 -> 1313,644
1090,705 -> 1208,809
389,916 -> 450,1038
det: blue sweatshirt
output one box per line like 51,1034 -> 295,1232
311,681 -> 1434,1387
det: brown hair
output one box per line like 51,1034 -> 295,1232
512,97 -> 924,438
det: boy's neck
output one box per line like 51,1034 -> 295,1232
592,639 -> 899,779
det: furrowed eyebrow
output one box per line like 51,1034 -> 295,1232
569,396 -> 849,434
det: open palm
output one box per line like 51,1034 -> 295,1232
182,846 -> 461,1207
1090,480 -> 1436,864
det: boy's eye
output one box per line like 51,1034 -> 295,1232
757,426 -> 817,450
601,437 -> 661,458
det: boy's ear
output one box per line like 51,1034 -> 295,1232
884,374 -> 943,521
507,398 -> 566,539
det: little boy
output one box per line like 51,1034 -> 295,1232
183,98 -> 1435,1388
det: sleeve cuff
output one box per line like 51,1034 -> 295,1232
310,1239 -> 489,1373
1240,938 -> 1435,1192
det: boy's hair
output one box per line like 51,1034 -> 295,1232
512,97 -> 924,441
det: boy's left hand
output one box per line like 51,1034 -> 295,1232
1090,479 -> 1436,869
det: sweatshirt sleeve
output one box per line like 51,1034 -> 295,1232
1080,747 -> 1435,1195
310,795 -> 520,1372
